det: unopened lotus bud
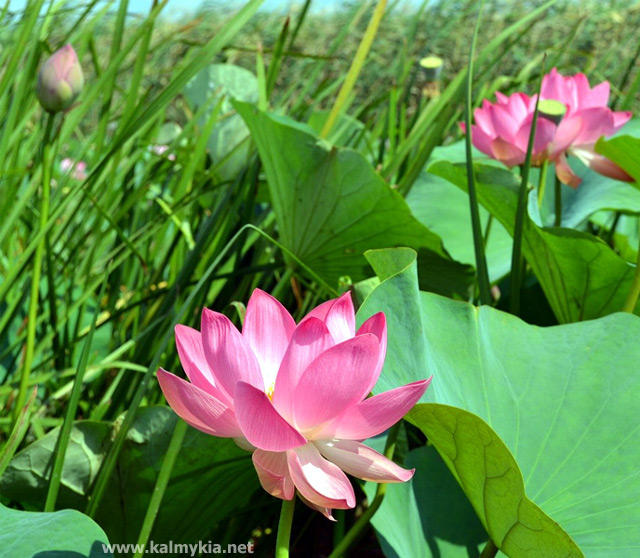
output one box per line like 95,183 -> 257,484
419,56 -> 443,82
36,44 -> 84,113
538,98 -> 566,125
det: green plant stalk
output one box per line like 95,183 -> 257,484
537,159 -> 548,206
275,497 -> 296,558
464,0 -> 491,305
13,113 -> 55,425
329,423 -> 401,557
553,173 -> 562,227
622,233 -> 640,313
133,419 -> 188,557
0,387 -> 37,479
44,272 -> 108,511
320,0 -> 387,138
510,60 -> 546,316
480,539 -> 499,558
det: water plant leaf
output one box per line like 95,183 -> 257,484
235,101 -> 473,296
357,247 -> 640,557
0,502 -> 111,557
0,407 -> 260,546
429,161 -> 639,321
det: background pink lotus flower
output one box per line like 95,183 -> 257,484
60,158 -> 87,180
539,67 -> 632,187
157,289 -> 430,519
463,69 -> 632,187
461,91 -> 557,168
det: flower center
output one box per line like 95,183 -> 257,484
266,384 -> 275,401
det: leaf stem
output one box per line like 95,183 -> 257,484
275,497 -> 296,558
537,159 -> 548,206
464,0 -> 492,305
553,173 -> 562,227
328,423 -> 401,558
13,113 -> 55,426
509,57 -> 546,316
622,232 -> 640,313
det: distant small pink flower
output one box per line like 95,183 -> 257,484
60,158 -> 87,180
462,69 -> 632,188
539,68 -> 632,187
150,144 -> 176,161
157,289 -> 430,519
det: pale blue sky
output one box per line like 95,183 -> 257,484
9,0 -> 356,19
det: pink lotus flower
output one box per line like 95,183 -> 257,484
539,68 -> 632,187
463,69 -> 632,187
157,289 -> 430,519
462,91 -> 557,168
60,158 -> 87,181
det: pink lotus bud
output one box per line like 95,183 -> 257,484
36,44 -> 84,113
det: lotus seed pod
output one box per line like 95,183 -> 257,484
36,44 -> 84,113
419,55 -> 443,82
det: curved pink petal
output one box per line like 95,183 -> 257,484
555,153 -> 581,188
571,146 -> 633,183
234,381 -> 306,452
287,444 -> 355,509
613,110 -> 632,132
297,493 -> 336,521
542,67 -> 571,106
174,325 -> 226,400
242,289 -> 296,389
470,125 -> 496,157
303,292 -> 355,344
584,80 -> 610,109
252,449 -> 294,500
489,104 -> 519,142
507,92 -> 530,122
316,440 -> 414,483
293,334 -> 380,432
473,105 -> 495,136
490,137 -> 525,167
272,317 -> 334,420
157,368 -> 242,437
573,107 -> 615,145
201,308 -> 263,399
356,312 -> 387,394
549,114 -> 583,158
514,115 -> 555,156
313,379 -> 431,440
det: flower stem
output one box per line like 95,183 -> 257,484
622,233 -> 640,313
553,173 -> 563,227
275,497 -> 296,558
329,423 -> 401,558
13,113 -> 55,425
537,159 -> 548,207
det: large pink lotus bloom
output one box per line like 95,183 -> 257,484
157,289 -> 430,519
539,67 -> 632,187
